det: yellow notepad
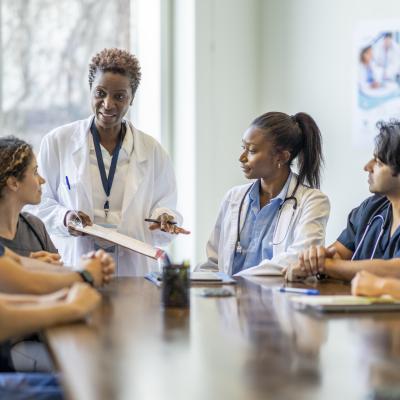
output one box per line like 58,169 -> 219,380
290,295 -> 400,313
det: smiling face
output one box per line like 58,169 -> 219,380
364,156 -> 400,196
12,155 -> 45,205
239,126 -> 283,181
90,70 -> 133,131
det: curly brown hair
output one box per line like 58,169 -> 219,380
88,48 -> 142,96
0,137 -> 33,198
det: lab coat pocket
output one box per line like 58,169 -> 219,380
57,179 -> 79,209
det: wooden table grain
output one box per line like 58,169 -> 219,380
44,277 -> 400,400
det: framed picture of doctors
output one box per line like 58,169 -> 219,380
353,20 -> 400,148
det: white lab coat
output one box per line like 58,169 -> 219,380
199,174 -> 330,276
34,116 -> 182,276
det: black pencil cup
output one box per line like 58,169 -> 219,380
161,264 -> 190,308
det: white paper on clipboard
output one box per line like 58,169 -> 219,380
72,224 -> 164,260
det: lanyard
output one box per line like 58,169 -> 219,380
90,120 -> 124,218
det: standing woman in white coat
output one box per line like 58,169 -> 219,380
35,48 -> 189,276
199,111 -> 330,276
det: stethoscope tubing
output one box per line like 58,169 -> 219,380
235,176 -> 299,253
351,200 -> 391,260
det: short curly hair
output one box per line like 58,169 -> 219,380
0,136 -> 33,198
88,48 -> 141,96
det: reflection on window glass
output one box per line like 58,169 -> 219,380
1,0 -> 131,150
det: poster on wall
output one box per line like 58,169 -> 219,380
354,21 -> 400,148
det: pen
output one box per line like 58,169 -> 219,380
144,218 -> 177,225
65,176 -> 71,190
64,176 -> 84,228
279,287 -> 320,295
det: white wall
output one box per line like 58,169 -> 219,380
173,0 -> 400,265
261,0 -> 400,243
173,0 -> 262,264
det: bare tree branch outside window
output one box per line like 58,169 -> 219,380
1,0 -> 132,150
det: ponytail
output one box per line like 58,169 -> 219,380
251,111 -> 324,189
292,112 -> 323,189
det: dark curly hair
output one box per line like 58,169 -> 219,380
375,120 -> 400,176
88,48 -> 141,96
0,136 -> 33,198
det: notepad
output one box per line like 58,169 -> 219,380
234,261 -> 283,277
145,271 -> 236,287
290,295 -> 400,313
71,224 -> 164,259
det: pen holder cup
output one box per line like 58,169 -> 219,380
161,264 -> 190,308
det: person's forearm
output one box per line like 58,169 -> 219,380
381,278 -> 400,299
326,258 -> 400,281
0,301 -> 82,342
0,257 -> 81,294
20,256 -> 66,272
0,288 -> 69,304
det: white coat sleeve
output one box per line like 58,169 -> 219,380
237,190 -> 330,276
196,191 -> 231,272
35,133 -> 70,237
148,146 -> 183,246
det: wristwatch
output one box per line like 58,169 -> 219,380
78,270 -> 95,287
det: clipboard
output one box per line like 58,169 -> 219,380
71,224 -> 164,260
290,295 -> 400,313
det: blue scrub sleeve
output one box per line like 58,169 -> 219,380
336,205 -> 365,252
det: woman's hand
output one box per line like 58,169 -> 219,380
65,210 -> 92,236
30,251 -> 63,265
284,263 -> 308,282
148,213 -> 190,235
79,249 -> 116,287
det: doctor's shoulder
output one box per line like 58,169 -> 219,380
131,126 -> 171,160
42,120 -> 84,146
220,183 -> 253,205
347,194 -> 388,220
297,186 -> 330,213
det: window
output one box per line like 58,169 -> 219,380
1,0 -> 161,150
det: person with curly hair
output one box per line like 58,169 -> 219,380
34,48 -> 188,276
0,136 -> 60,263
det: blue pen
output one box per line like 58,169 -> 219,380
279,287 -> 320,295
64,177 -> 83,227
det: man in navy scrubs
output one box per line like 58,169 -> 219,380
288,120 -> 400,282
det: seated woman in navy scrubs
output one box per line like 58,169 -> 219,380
288,120 -> 400,281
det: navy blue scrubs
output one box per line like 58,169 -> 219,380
337,195 -> 400,260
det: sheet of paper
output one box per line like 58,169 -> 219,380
290,295 -> 397,306
234,261 -> 283,277
72,224 -> 164,260
190,272 -> 223,281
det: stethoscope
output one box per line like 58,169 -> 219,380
235,176 -> 300,254
351,200 -> 391,260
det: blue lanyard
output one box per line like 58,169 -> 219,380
90,120 -> 124,217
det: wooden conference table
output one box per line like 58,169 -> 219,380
44,276 -> 400,400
